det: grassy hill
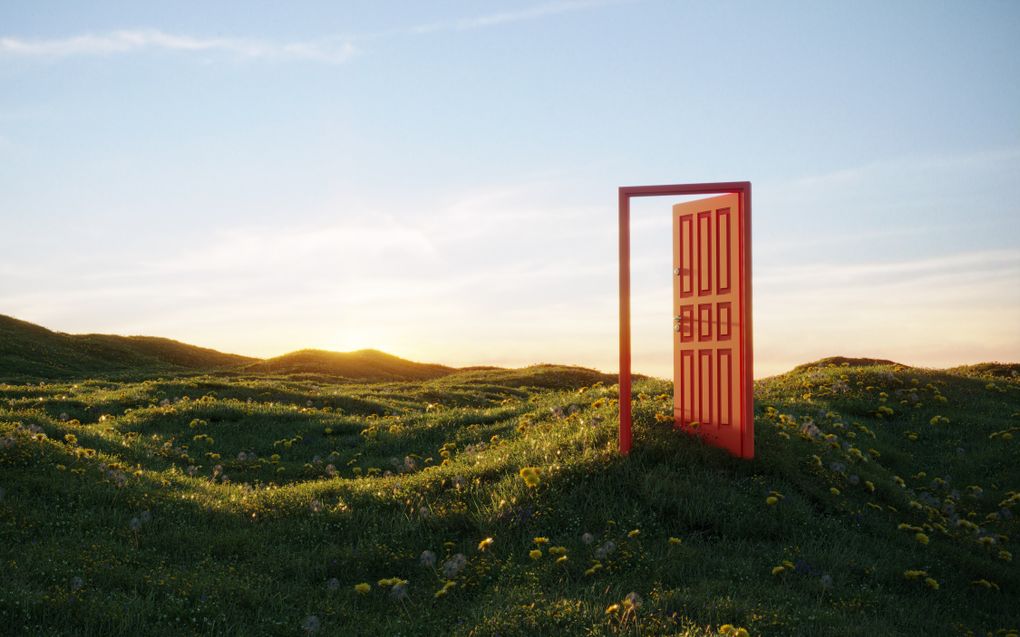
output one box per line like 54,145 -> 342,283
0,316 -> 466,383
0,360 -> 1018,636
0,315 -> 256,380
245,348 -> 456,381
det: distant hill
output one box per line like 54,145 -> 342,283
0,314 -> 256,380
244,348 -> 456,381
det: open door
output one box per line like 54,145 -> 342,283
672,193 -> 753,458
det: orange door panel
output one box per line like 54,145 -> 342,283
672,193 -> 753,458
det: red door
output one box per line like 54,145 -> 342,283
673,193 -> 753,458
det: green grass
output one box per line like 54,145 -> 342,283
1,360 -> 1018,636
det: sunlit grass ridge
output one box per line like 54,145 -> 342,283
0,360 -> 1018,635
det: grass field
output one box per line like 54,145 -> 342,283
1,359 -> 1018,636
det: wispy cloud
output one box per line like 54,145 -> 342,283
386,0 -> 630,36
0,29 -> 357,63
0,1 -> 627,64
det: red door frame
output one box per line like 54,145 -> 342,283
618,181 -> 752,456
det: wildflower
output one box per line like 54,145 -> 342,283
309,499 -> 323,514
390,581 -> 409,602
581,532 -> 594,545
533,537 -> 549,545
419,550 -> 437,568
924,577 -> 939,590
434,580 -> 456,598
556,556 -> 568,564
669,537 -> 682,545
915,532 -> 929,545
735,629 -> 750,637
519,467 -> 541,488
529,549 -> 543,560
478,537 -> 494,551
594,541 -> 616,560
622,592 -> 642,611
627,529 -> 640,538
720,625 -> 735,635
771,566 -> 785,575
549,546 -> 567,556
864,481 -> 875,493
441,553 -> 467,578
765,496 -> 779,506
584,562 -> 603,576
829,487 -> 841,496
970,579 -> 999,590
605,603 -> 620,615
998,549 -> 1012,562
354,583 -> 371,594
903,570 -> 928,580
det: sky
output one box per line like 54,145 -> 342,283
1,0 -> 1019,378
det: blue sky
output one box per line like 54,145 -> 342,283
1,0 -> 1018,376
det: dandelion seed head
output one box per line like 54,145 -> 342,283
301,615 -> 320,634
390,581 -> 409,602
420,550 -> 437,568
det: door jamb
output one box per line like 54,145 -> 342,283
617,181 -> 752,456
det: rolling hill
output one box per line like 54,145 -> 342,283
0,358 -> 1017,635
0,315 -> 466,382
244,348 -> 456,381
0,314 -> 256,379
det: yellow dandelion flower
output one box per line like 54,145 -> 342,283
765,496 -> 778,506
915,532 -> 929,545
924,577 -> 939,590
354,582 -> 371,594
519,467 -> 542,488
533,537 -> 549,545
556,555 -> 568,565
719,625 -> 736,636
627,529 -> 640,538
864,481 -> 875,492
734,629 -> 750,637
998,549 -> 1012,562
829,487 -> 841,496
669,537 -> 682,545
478,537 -> 494,551
548,546 -> 567,555
529,549 -> 543,560
771,566 -> 785,576
605,603 -> 620,615
434,580 -> 456,598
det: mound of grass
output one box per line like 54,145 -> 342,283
245,348 -> 457,381
0,360 -> 1018,636
0,315 -> 255,380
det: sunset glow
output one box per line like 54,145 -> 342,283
1,2 -> 1018,377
